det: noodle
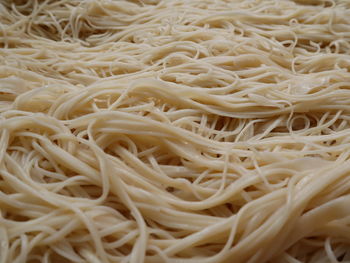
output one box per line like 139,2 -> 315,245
1,0 -> 350,262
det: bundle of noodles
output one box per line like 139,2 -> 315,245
1,0 -> 350,262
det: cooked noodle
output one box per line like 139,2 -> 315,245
1,0 -> 350,262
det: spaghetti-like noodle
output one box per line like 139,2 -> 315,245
1,0 -> 350,262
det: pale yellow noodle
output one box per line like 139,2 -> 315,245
1,0 -> 350,262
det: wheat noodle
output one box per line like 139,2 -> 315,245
1,0 -> 350,262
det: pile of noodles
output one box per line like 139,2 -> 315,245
1,0 -> 350,262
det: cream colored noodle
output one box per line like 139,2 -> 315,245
1,0 -> 350,262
